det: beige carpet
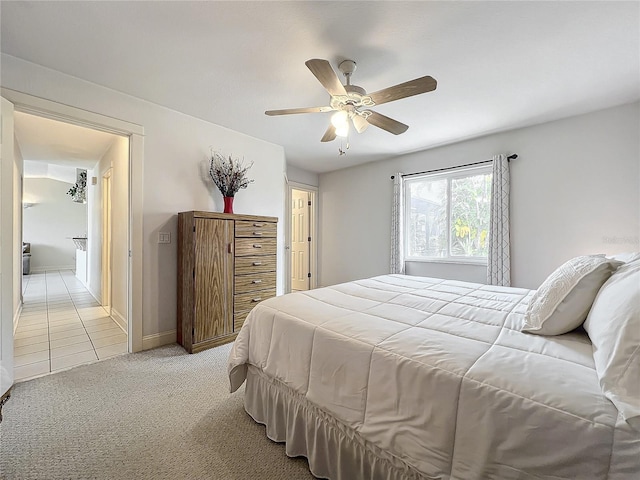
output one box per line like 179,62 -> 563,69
0,344 -> 316,479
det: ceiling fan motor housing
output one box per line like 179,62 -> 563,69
335,60 -> 372,110
345,84 -> 366,96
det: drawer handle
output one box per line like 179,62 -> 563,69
253,223 -> 264,227
251,279 -> 262,284
253,232 -> 263,236
252,261 -> 262,266
251,297 -> 262,302
253,244 -> 262,248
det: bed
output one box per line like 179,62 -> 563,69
228,273 -> 640,479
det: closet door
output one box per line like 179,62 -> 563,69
194,218 -> 233,343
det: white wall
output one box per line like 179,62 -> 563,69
87,165 -> 102,300
105,137 -> 129,324
86,136 -> 127,323
404,262 -> 487,284
13,138 -> 23,312
287,164 -> 319,187
319,101 -> 640,289
23,178 -> 87,272
1,54 -> 286,341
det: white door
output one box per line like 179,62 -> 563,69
0,97 -> 15,400
291,189 -> 310,291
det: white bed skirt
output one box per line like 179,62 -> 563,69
244,366 -> 434,480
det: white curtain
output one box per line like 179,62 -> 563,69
487,154 -> 511,286
390,173 -> 405,274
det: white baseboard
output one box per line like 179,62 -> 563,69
30,264 -> 75,273
142,330 -> 177,350
111,308 -> 127,333
77,275 -> 89,291
13,303 -> 23,335
86,284 -> 101,304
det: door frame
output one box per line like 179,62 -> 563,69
101,168 -> 113,315
285,181 -> 318,293
0,97 -> 16,399
2,87 -> 145,353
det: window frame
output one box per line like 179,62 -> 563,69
403,164 -> 492,265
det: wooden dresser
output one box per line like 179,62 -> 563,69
177,211 -> 277,353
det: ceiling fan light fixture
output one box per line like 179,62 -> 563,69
331,110 -> 349,129
335,122 -> 349,137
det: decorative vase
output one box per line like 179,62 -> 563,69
223,196 -> 234,214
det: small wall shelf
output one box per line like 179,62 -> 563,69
72,237 -> 87,251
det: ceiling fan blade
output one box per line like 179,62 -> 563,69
364,111 -> 409,135
305,59 -> 348,97
265,106 -> 333,116
367,76 -> 437,106
321,124 -> 337,142
351,114 -> 369,133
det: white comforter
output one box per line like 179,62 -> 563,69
228,275 -> 639,479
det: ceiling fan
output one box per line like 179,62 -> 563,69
265,59 -> 437,143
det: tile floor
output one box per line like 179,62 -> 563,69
14,270 -> 127,382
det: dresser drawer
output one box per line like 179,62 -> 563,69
234,272 -> 276,294
234,288 -> 276,314
235,220 -> 277,238
235,238 -> 277,256
235,255 -> 277,275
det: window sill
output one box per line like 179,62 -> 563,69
405,258 -> 488,266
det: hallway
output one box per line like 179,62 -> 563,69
13,270 -> 127,382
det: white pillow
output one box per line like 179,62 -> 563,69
607,252 -> 640,264
584,261 -> 640,430
522,255 -> 623,336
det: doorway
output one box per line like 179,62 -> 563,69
287,183 -> 318,293
14,112 -> 130,379
1,88 -> 145,386
291,189 -> 310,291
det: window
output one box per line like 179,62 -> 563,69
404,166 -> 492,263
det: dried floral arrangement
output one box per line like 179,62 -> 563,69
209,150 -> 254,197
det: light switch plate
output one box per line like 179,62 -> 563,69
158,232 -> 171,244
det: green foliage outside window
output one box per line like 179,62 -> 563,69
406,169 -> 492,259
450,174 -> 491,257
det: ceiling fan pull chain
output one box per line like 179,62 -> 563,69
338,136 -> 351,156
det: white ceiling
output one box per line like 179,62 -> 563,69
1,1 -> 638,173
15,112 -> 119,182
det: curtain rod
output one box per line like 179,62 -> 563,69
390,154 -> 518,180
